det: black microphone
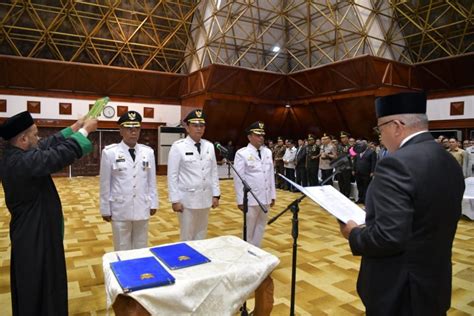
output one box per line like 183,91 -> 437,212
214,142 -> 229,156
329,154 -> 350,169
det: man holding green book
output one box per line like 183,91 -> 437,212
0,111 -> 97,315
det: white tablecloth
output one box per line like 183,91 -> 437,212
462,177 -> 474,220
103,235 -> 280,315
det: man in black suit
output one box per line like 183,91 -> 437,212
352,140 -> 376,203
339,92 -> 464,315
295,138 -> 307,187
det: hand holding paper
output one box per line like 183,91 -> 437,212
277,173 -> 366,225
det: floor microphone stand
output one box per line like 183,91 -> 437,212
268,170 -> 341,316
221,152 -> 267,316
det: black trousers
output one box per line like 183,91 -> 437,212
295,166 -> 307,187
338,169 -> 352,198
307,166 -> 319,186
321,169 -> 333,186
284,168 -> 296,191
355,173 -> 371,203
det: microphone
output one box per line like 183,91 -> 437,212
329,154 -> 350,169
214,142 -> 229,156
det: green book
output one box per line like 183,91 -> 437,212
87,96 -> 110,118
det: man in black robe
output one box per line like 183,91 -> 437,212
339,92 -> 464,315
0,111 -> 97,315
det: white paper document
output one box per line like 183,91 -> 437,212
279,173 -> 366,225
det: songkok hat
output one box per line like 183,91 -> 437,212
246,121 -> 265,135
118,111 -> 142,128
307,134 -> 315,141
184,109 -> 206,124
0,111 -> 34,140
375,92 -> 426,118
340,131 -> 350,138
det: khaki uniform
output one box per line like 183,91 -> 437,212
273,144 -> 286,188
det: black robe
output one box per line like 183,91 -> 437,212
349,132 -> 465,315
1,132 -> 84,316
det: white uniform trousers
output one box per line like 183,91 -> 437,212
246,205 -> 269,247
111,220 -> 149,251
178,208 -> 210,241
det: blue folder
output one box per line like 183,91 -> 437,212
110,256 -> 175,293
150,243 -> 211,270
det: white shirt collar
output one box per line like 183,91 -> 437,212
399,130 -> 428,148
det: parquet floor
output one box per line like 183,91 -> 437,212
0,176 -> 473,315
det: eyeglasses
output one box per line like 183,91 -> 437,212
373,119 -> 404,134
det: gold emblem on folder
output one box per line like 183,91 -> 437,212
178,255 -> 190,261
140,273 -> 154,280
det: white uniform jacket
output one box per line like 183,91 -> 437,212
100,141 -> 158,221
167,136 -> 220,209
233,144 -> 276,206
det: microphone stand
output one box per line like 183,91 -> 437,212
219,149 -> 267,316
268,169 -> 342,316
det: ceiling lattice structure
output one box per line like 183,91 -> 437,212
0,0 -> 472,74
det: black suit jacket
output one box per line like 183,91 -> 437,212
349,132 -> 464,315
353,148 -> 376,175
295,145 -> 306,168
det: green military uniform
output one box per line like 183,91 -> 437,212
336,131 -> 353,197
306,134 -> 320,186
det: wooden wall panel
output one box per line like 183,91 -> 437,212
0,55 -> 184,101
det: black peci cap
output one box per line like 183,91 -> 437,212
375,92 -> 426,119
0,111 -> 34,140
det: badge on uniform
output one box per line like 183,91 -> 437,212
185,152 -> 193,155
142,157 -> 150,170
116,154 -> 126,163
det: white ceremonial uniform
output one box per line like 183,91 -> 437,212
100,141 -> 158,250
233,144 -> 276,247
167,135 -> 220,241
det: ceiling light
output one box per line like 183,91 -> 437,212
272,46 -> 280,53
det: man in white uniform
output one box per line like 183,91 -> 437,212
233,121 -> 276,247
100,111 -> 158,250
167,109 -> 220,241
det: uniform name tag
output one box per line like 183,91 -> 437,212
185,152 -> 193,155
116,158 -> 126,162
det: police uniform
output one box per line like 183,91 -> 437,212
100,111 -> 158,251
319,133 -> 337,185
167,109 -> 220,241
233,121 -> 276,247
273,137 -> 286,189
305,134 -> 320,186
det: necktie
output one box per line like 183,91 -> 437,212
257,149 -> 261,159
195,143 -> 201,154
129,148 -> 136,161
